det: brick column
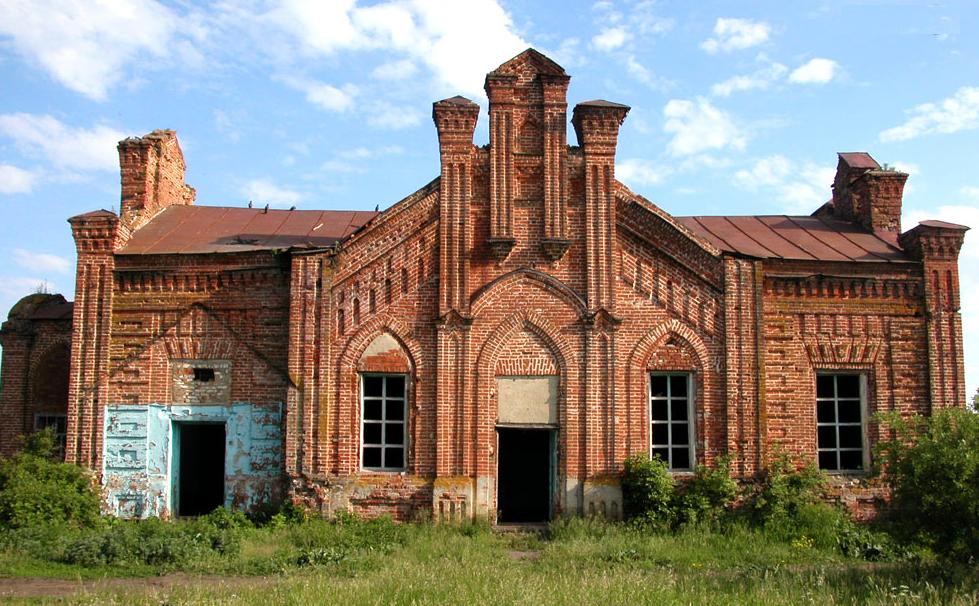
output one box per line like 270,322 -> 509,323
572,101 -> 629,479
900,222 -> 970,409
541,74 -> 571,260
66,211 -> 122,469
485,74 -> 517,259
285,253 -> 331,479
432,97 -> 478,500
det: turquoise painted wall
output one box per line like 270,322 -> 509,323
102,402 -> 283,518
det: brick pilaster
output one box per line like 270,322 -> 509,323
900,222 -> 970,408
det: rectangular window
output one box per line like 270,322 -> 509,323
649,373 -> 694,470
816,373 -> 865,472
361,374 -> 407,471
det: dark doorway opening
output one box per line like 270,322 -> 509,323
176,423 -> 226,516
497,428 -> 552,523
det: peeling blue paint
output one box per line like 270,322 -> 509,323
103,402 -> 283,518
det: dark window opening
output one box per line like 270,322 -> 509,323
816,373 -> 865,471
193,368 -> 215,382
362,375 -> 407,470
176,423 -> 225,516
649,373 -> 693,470
497,428 -> 552,523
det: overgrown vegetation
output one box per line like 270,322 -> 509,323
877,408 -> 979,561
621,452 -> 900,561
0,429 -> 100,530
1,412 -> 978,603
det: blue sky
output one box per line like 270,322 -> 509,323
0,0 -> 977,400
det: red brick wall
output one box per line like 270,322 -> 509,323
37,53 -> 967,522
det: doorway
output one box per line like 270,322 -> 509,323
174,423 -> 226,516
497,428 -> 553,523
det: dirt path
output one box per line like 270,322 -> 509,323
0,573 -> 272,600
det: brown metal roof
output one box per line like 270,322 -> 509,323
118,206 -> 379,255
675,215 -> 912,263
838,152 -> 880,170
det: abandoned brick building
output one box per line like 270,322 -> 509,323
0,49 -> 969,522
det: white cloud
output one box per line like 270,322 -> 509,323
260,0 -> 527,98
733,155 -> 834,213
367,102 -> 422,130
241,179 -> 303,207
788,58 -> 839,84
880,86 -> 979,142
712,60 -> 787,96
0,113 -> 125,172
592,27 -> 628,52
279,78 -> 358,112
701,18 -> 771,54
12,249 -> 71,274
0,0 -> 181,100
625,56 -> 672,90
732,155 -> 792,189
617,159 -> 671,187
0,164 -> 38,194
371,59 -> 419,81
962,186 -> 979,201
0,277 -> 58,302
322,160 -> 365,174
663,98 -> 746,156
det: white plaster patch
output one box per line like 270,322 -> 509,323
497,376 -> 558,425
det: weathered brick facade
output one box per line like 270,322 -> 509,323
0,50 -> 968,521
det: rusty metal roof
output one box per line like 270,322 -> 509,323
118,206 -> 379,255
838,152 -> 880,170
675,215 -> 912,263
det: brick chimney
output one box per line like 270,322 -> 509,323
118,130 -> 196,232
831,152 -> 908,232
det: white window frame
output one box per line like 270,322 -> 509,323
648,372 -> 695,471
815,372 -> 868,473
360,373 -> 408,472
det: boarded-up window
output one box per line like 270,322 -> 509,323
497,376 -> 558,425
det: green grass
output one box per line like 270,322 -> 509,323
2,518 -> 978,605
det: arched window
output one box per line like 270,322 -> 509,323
353,298 -> 361,325
384,279 -> 392,304
369,289 -> 377,313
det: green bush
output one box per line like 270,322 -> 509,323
877,408 -> 979,560
675,456 -> 738,527
621,454 -> 676,528
748,455 -> 827,529
0,429 -> 101,530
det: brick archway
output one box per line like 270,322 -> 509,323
625,318 -> 715,464
335,314 -> 426,476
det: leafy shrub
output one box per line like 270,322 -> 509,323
877,408 -> 979,560
621,454 -> 676,528
0,429 -> 101,530
748,455 -> 827,529
675,456 -> 738,527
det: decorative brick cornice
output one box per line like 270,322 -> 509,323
804,334 -> 881,366
899,223 -> 968,261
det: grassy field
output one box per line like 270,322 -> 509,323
2,517 -> 978,605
